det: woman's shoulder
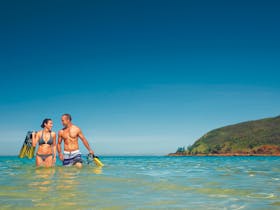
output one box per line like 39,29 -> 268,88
36,130 -> 43,135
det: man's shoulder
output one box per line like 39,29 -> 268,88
72,124 -> 81,131
58,129 -> 64,135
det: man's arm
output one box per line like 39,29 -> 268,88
57,130 -> 64,160
78,129 -> 94,154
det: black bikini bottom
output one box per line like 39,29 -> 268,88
37,153 -> 53,161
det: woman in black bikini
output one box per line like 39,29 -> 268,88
32,119 -> 56,167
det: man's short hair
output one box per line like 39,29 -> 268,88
62,113 -> 72,121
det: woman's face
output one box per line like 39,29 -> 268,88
45,120 -> 53,131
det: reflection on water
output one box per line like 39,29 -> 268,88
0,156 -> 279,209
92,166 -> 103,175
55,168 -> 82,208
29,168 -> 55,191
28,168 -> 55,208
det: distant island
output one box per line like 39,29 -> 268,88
169,115 -> 280,156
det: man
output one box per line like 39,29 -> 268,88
57,114 -> 94,167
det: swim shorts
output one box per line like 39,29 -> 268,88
63,150 -> 83,166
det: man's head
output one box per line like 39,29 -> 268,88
61,113 -> 72,127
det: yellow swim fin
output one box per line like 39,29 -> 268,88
93,157 -> 104,167
87,154 -> 104,167
19,131 -> 35,159
27,146 -> 35,159
19,144 -> 27,158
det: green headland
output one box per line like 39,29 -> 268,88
169,115 -> 280,156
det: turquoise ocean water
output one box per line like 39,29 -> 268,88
0,156 -> 279,209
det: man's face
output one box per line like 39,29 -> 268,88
61,116 -> 69,127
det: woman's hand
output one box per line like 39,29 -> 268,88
32,131 -> 36,138
31,131 -> 37,147
59,153 -> 64,161
53,157 -> 56,165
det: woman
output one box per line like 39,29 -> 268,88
32,119 -> 56,167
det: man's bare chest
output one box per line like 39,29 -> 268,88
61,130 -> 79,140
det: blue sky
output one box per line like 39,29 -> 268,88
0,0 -> 280,155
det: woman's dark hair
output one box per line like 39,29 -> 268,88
41,118 -> 52,128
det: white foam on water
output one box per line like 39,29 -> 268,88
247,193 -> 275,199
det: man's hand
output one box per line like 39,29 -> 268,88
59,153 -> 64,161
89,150 -> 94,155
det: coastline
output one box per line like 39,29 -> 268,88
167,153 -> 280,157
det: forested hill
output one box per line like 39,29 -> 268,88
170,115 -> 280,156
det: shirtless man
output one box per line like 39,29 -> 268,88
57,114 -> 94,167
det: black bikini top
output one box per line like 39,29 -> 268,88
38,131 -> 53,145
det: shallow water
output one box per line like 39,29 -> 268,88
0,156 -> 279,209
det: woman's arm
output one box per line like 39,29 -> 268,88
32,131 -> 39,147
52,132 -> 57,165
52,132 -> 57,155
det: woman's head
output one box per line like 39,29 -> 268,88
41,118 -> 53,130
